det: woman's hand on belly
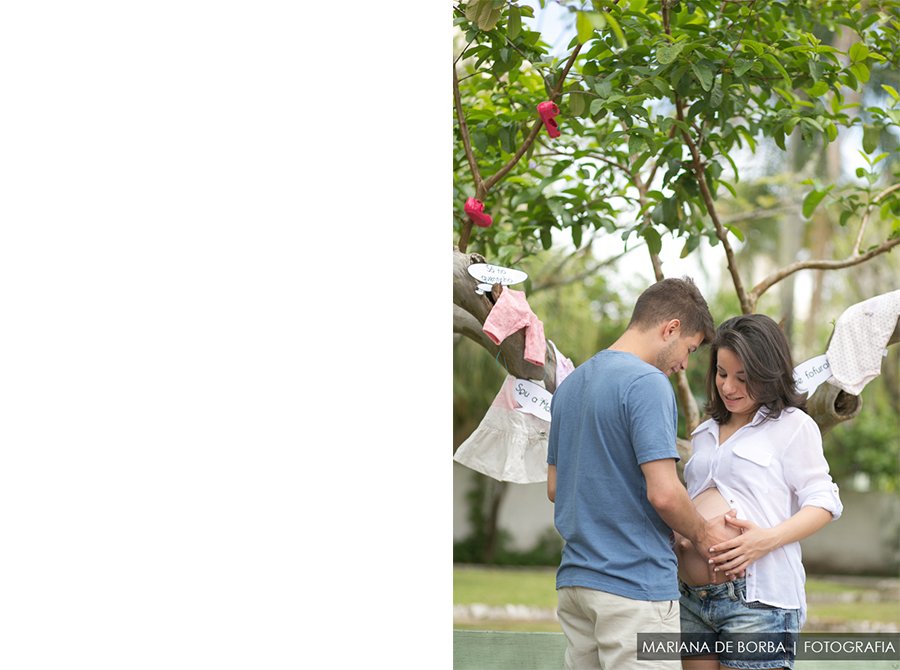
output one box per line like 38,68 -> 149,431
707,514 -> 778,578
675,513 -> 743,586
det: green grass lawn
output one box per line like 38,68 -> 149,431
807,600 -> 900,623
454,565 -> 558,609
454,566 -> 900,632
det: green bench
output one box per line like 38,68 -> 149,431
453,630 -> 900,669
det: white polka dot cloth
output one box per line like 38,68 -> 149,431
825,290 -> 900,395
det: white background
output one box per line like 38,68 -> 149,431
0,3 -> 447,668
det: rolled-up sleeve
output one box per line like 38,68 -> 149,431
783,418 -> 843,521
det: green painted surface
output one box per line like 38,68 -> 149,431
453,630 -> 565,670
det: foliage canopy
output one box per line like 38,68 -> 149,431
453,0 -> 900,315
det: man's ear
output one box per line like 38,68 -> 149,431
662,319 -> 681,340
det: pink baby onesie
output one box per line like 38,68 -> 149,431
483,288 -> 546,366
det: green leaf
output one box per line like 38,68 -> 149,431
652,78 -> 671,96
741,40 -> 765,56
726,224 -> 744,242
657,42 -> 684,64
761,53 -> 791,88
568,92 -> 586,117
709,80 -> 724,107
662,197 -> 678,226
642,227 -> 662,255
719,179 -> 738,197
802,117 -> 824,133
671,64 -> 691,88
733,59 -> 753,77
572,223 -> 583,248
850,62 -> 870,83
479,7 -> 501,30
472,132 -> 488,155
508,5 -> 522,40
848,42 -> 869,63
808,60 -> 824,83
806,80 -> 829,97
802,189 -> 827,218
863,125 -> 880,154
589,98 -> 605,115
883,85 -> 900,102
860,13 -> 880,31
465,0 -> 484,22
586,12 -> 607,31
465,0 -> 501,30
680,235 -> 700,259
499,124 -> 518,154
594,80 -> 612,98
603,12 -> 627,48
540,225 -> 552,250
628,133 -> 643,156
690,60 -> 714,92
576,12 -> 594,44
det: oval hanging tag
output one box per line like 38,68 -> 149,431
793,354 -> 832,397
467,263 -> 528,287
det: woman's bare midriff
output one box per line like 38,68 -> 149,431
674,487 -> 742,586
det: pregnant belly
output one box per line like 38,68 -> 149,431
674,487 -> 743,587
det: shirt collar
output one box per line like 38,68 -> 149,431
691,405 -> 773,437
749,405 -> 773,426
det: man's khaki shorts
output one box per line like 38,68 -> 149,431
557,586 -> 680,670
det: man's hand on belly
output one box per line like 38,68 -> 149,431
693,510 -> 742,583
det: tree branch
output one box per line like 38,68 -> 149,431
530,242 -> 640,293
483,43 -> 583,192
749,237 -> 900,307
719,203 -> 800,225
749,183 -> 900,308
718,1 -> 756,75
852,183 -> 900,255
674,370 -> 701,434
675,99 -> 753,314
454,63 -> 485,252
453,62 -> 484,194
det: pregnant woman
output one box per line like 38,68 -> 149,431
672,314 -> 843,670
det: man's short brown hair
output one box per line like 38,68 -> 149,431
627,276 -> 715,345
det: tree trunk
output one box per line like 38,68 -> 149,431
483,480 -> 507,564
807,383 -> 863,436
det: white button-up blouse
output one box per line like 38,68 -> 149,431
686,406 -> 843,628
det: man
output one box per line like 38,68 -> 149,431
547,276 -> 732,670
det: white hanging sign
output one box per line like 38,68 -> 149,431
512,379 -> 552,423
793,354 -> 832,397
467,263 -> 528,290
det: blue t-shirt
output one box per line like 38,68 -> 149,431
547,349 -> 681,601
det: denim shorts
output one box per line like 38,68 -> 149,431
678,578 -> 800,669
